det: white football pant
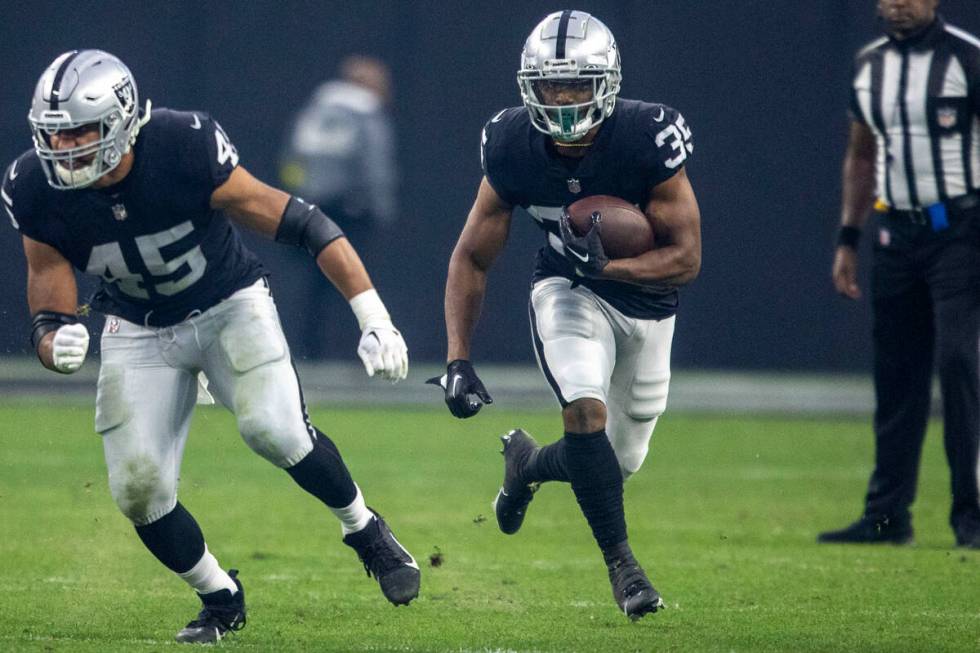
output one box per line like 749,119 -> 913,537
96,279 -> 315,525
529,276 -> 674,478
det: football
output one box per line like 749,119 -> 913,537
565,195 -> 655,258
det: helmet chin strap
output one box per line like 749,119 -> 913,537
54,160 -> 101,188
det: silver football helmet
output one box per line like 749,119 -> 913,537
28,50 -> 150,189
518,10 -> 622,142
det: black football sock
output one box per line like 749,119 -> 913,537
286,428 -> 357,508
525,438 -> 570,482
135,502 -> 206,574
564,430 -> 628,553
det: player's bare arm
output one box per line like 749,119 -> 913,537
600,167 -> 701,287
445,177 -> 514,362
210,166 -> 373,299
431,177 -> 512,418
23,235 -> 84,372
833,120 -> 876,300
212,164 -> 405,380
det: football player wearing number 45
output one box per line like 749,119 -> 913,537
3,50 -> 419,644
433,11 -> 701,620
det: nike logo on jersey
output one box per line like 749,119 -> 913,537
491,109 -> 507,123
652,107 -> 666,122
567,247 -> 590,263
189,114 -> 202,130
7,161 -> 18,180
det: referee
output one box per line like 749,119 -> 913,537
820,0 -> 980,548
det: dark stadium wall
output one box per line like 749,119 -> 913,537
1,1 -> 977,371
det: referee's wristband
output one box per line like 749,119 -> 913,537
837,226 -> 862,249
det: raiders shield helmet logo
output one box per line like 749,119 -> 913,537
112,78 -> 136,116
936,106 -> 957,129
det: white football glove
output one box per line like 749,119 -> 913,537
51,323 -> 89,374
357,321 -> 409,382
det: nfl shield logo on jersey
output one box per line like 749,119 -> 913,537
936,106 -> 957,129
111,203 -> 128,221
567,178 -> 582,194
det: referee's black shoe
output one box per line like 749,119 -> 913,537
817,513 -> 913,545
953,512 -> 980,549
492,429 -> 540,534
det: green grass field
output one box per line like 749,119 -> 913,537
0,403 -> 977,652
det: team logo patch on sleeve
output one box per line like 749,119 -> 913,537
111,203 -> 128,221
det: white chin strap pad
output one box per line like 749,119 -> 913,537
54,160 -> 101,187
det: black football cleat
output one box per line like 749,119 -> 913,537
175,569 -> 246,644
606,549 -> 664,621
492,429 -> 540,535
817,513 -> 914,545
344,510 -> 420,606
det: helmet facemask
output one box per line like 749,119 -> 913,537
31,109 -> 132,188
518,70 -> 620,142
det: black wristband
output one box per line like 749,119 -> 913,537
837,226 -> 862,249
30,311 -> 77,352
275,196 -> 345,257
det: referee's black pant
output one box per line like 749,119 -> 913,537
864,201 -> 980,531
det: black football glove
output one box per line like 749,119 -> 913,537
426,359 -> 493,419
559,210 -> 609,278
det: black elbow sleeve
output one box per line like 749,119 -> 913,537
274,197 -> 345,257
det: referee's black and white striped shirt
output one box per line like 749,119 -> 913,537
851,16 -> 980,210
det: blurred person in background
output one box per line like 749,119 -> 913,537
278,55 -> 397,359
820,0 -> 980,549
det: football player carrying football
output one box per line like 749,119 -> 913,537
4,50 -> 419,643
435,11 -> 701,620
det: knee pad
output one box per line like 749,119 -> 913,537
237,395 -> 313,467
234,362 -> 313,467
107,455 -> 177,525
606,414 -> 658,479
625,368 -> 670,421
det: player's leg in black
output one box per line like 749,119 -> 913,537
135,505 -> 247,643
99,358 -> 244,643
563,398 -> 663,620
284,428 -> 420,605
208,290 -> 419,606
493,429 -> 570,534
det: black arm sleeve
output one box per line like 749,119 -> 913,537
274,196 -> 345,257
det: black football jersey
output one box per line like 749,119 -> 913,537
481,98 -> 693,319
2,108 -> 265,326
